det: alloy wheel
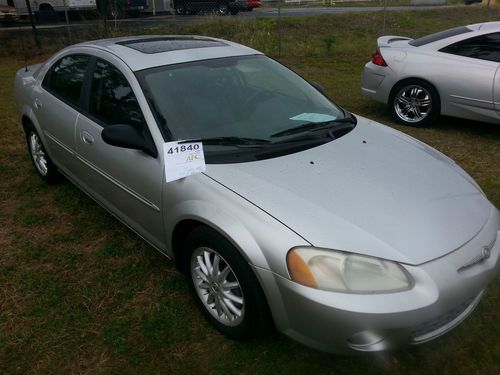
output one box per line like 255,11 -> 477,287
394,85 -> 432,123
29,132 -> 48,176
191,246 -> 245,326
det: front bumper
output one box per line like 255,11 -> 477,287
255,207 -> 500,354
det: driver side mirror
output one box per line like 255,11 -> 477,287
101,124 -> 158,158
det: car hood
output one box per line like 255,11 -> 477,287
204,117 -> 491,265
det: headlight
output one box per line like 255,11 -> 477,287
286,247 -> 413,293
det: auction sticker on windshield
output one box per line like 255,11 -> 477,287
290,113 -> 337,123
164,141 -> 206,182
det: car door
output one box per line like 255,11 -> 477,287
438,32 -> 500,121
73,57 -> 165,249
495,65 -> 500,116
33,54 -> 91,173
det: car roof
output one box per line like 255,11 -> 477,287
74,35 -> 263,71
467,21 -> 500,31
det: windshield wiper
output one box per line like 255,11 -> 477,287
270,113 -> 357,138
178,136 -> 271,146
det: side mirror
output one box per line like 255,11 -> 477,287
311,82 -> 326,95
101,124 -> 158,158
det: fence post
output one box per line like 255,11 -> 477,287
278,0 -> 282,57
24,0 -> 40,48
382,0 -> 388,34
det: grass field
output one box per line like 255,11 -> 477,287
0,7 -> 499,374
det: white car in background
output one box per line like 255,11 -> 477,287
361,22 -> 500,127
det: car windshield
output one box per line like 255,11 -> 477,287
137,55 -> 354,162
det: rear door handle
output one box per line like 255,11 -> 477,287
34,98 -> 43,109
81,131 -> 94,144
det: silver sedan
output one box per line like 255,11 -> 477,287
14,36 -> 499,354
361,21 -> 500,127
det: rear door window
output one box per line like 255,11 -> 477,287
42,54 -> 91,107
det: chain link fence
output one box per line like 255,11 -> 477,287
0,0 -> 496,66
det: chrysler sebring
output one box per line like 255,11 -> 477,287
14,36 -> 499,354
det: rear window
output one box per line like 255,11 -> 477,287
409,26 -> 472,47
439,32 -> 500,63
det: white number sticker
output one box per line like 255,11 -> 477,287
163,141 -> 206,182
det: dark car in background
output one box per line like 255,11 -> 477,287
97,0 -> 147,18
173,0 -> 246,15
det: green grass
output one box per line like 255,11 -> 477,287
1,7 -> 499,374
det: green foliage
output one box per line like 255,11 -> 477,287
323,34 -> 336,52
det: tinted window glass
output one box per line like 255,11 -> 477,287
89,59 -> 145,127
43,54 -> 90,106
439,33 -> 500,63
140,55 -> 343,141
409,26 -> 471,47
117,37 -> 227,54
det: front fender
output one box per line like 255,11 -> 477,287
163,173 -> 310,277
167,199 -> 267,266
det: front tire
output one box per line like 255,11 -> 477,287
389,79 -> 440,127
25,125 -> 61,184
184,226 -> 270,340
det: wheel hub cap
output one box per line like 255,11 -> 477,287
394,86 -> 432,123
29,132 -> 48,176
191,247 -> 245,326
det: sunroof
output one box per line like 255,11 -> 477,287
117,37 -> 227,54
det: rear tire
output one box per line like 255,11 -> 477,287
36,4 -> 58,23
389,79 -> 440,127
183,226 -> 271,340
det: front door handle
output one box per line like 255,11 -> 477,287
34,98 -> 43,109
81,131 -> 94,144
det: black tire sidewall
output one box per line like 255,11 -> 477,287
389,80 -> 440,127
183,226 -> 269,340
